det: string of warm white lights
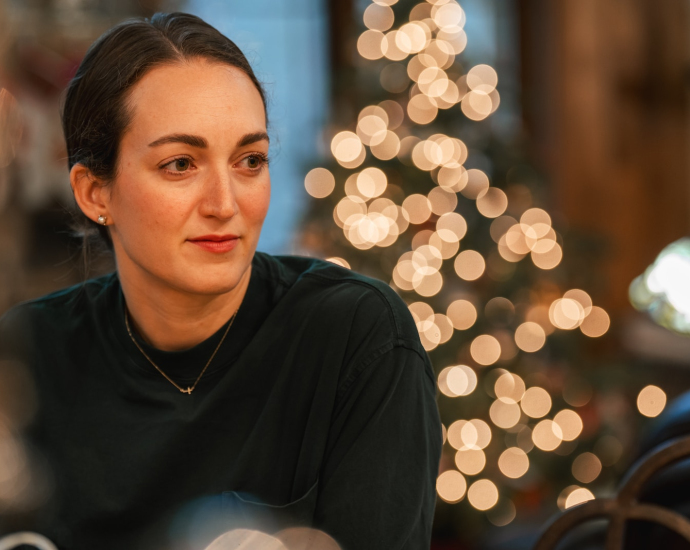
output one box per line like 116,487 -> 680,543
304,0 -> 662,527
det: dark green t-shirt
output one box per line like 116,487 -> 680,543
0,251 -> 443,550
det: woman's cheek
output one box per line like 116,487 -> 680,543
119,190 -> 188,249
251,178 -> 271,222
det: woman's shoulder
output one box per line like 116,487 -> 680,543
255,251 -> 420,347
0,273 -> 118,339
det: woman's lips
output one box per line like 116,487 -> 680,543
188,237 -> 239,253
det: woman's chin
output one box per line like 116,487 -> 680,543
172,265 -> 250,297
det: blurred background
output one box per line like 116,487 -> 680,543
0,0 -> 689,548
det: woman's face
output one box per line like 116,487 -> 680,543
104,58 -> 270,296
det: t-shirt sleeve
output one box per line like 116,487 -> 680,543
313,342 -> 443,550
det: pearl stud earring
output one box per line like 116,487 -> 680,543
97,215 -> 107,225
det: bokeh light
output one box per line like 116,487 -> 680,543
461,90 -> 493,121
637,385 -> 667,417
549,298 -> 585,330
532,243 -> 563,270
357,30 -> 386,60
532,420 -> 563,451
447,420 -> 468,449
520,208 -> 551,227
304,168 -> 335,198
557,486 -> 591,510
439,365 -> 477,397
356,167 -> 387,199
382,30 -> 409,61
334,196 -> 366,228
467,479 -> 498,511
455,447 -> 486,475
489,399 -> 521,429
446,299 -> 477,330
325,257 -> 351,269
498,447 -> 529,479
572,452 -> 602,484
363,3 -> 395,31
408,94 -> 438,124
331,131 -> 364,167
466,64 -> 498,91
448,365 -> 477,396
448,419 -> 491,453
429,231 -> 460,259
470,335 -> 501,366
436,470 -> 467,503
563,289 -> 593,316
476,188 -> 508,218
563,487 -> 595,510
494,373 -> 525,404
357,108 -> 388,146
402,194 -> 432,224
370,131 -> 401,160
454,250 -> 485,281
428,186 -> 458,215
514,322 -> 546,352
456,419 -> 492,450
438,166 -> 468,192
580,306 -> 610,337
520,387 -> 552,418
553,410 -> 583,441
461,169 -> 490,199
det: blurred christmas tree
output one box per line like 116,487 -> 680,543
295,0 -> 656,545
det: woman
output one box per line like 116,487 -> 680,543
0,12 -> 442,550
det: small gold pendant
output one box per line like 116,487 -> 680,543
181,387 -> 192,394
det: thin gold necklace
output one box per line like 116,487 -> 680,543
124,307 -> 238,394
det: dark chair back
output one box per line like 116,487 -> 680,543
534,436 -> 690,550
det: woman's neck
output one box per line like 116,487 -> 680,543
118,264 -> 252,352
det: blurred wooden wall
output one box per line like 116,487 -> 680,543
519,0 -> 690,314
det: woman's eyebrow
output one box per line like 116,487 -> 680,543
237,131 -> 270,147
148,134 -> 208,148
147,132 -> 269,148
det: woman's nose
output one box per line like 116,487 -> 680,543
199,167 -> 238,220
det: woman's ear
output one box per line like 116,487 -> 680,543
70,164 -> 111,224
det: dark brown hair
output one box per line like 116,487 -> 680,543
61,12 -> 267,254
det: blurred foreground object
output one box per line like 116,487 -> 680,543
0,531 -> 57,550
203,527 -> 340,550
629,238 -> 690,336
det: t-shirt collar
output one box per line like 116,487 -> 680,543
107,253 -> 275,384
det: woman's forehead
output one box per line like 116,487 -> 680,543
124,60 -> 266,145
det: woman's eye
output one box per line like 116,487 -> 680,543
162,157 -> 192,173
240,154 -> 268,171
172,158 -> 190,171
